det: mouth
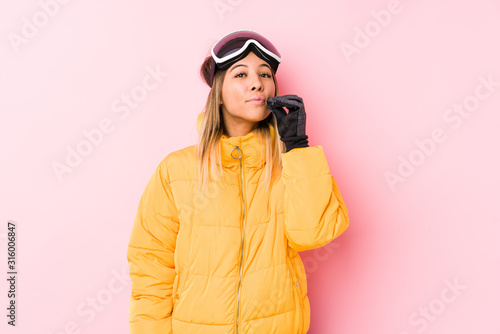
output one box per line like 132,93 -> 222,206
247,96 -> 266,104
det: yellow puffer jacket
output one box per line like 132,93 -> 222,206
127,111 -> 349,333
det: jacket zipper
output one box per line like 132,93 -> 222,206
231,145 -> 246,334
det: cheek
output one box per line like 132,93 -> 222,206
222,88 -> 233,105
266,81 -> 276,94
221,85 -> 234,105
226,86 -> 244,104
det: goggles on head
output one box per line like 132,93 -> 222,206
209,30 -> 282,87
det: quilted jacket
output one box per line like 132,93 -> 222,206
127,110 -> 349,333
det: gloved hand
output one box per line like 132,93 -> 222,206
267,94 -> 309,152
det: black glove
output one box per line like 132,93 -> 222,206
267,94 -> 309,152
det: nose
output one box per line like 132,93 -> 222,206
250,73 -> 263,91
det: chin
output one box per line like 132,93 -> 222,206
241,105 -> 270,120
253,110 -> 270,122
249,105 -> 270,113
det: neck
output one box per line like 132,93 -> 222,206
223,121 -> 258,138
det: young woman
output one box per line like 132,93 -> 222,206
127,30 -> 349,334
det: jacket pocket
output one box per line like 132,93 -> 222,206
287,251 -> 305,333
172,273 -> 180,312
172,271 -> 187,315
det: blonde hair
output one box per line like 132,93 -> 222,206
197,55 -> 286,199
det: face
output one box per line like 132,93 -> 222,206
220,51 -> 276,137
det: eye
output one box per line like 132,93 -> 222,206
234,72 -> 272,78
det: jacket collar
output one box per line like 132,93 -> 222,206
196,111 -> 274,168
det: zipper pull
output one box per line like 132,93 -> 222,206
231,146 -> 242,160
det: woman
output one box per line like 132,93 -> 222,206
127,30 -> 349,334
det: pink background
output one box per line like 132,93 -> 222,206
1,1 -> 499,333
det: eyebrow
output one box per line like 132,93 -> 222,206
230,63 -> 272,72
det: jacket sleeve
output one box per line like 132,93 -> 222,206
127,158 -> 179,333
281,146 -> 349,252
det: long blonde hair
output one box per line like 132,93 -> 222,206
197,55 -> 286,199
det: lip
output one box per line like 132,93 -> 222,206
246,96 -> 266,104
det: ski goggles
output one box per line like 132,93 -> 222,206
209,30 -> 282,87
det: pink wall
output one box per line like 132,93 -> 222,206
1,0 -> 499,333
